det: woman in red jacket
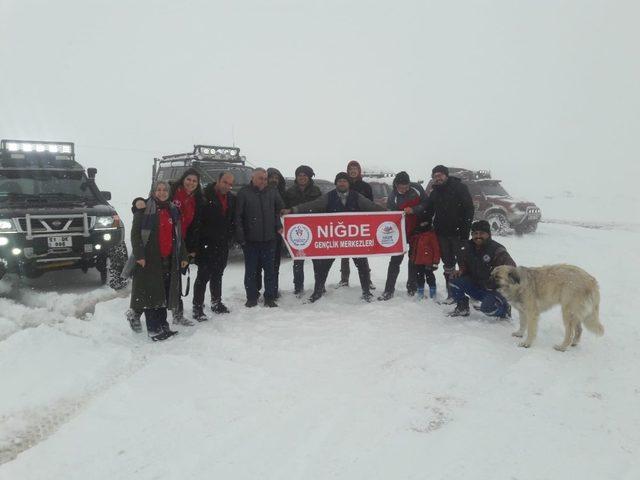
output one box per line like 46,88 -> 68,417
169,168 -> 204,325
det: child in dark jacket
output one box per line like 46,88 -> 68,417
410,222 -> 441,298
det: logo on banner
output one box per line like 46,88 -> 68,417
287,223 -> 313,250
376,221 -> 400,247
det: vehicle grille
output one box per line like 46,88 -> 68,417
15,216 -> 95,233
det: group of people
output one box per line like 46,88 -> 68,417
125,162 -> 517,341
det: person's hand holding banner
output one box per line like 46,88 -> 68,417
281,211 -> 406,259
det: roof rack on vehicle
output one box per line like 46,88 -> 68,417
362,171 -> 394,178
158,145 -> 246,166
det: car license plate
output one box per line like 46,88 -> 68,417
47,235 -> 72,248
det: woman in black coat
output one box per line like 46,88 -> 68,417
129,181 -> 189,341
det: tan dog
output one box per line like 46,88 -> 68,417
491,264 -> 604,351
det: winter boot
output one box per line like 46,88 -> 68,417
362,291 -> 374,302
245,298 -> 258,308
192,305 -> 209,322
378,291 -> 394,301
416,288 -> 425,299
149,329 -> 178,342
212,301 -> 230,314
172,311 -> 195,326
264,298 -> 278,308
307,290 -> 324,303
447,298 -> 470,317
335,279 -> 349,289
126,309 -> 142,333
429,286 -> 437,299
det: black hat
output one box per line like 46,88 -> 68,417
432,165 -> 449,177
334,172 -> 350,184
394,171 -> 410,186
471,220 -> 491,235
295,165 -> 315,178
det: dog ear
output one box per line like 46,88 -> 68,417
508,269 -> 520,284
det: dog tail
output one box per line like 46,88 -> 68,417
582,284 -> 604,336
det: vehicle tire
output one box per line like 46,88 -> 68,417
105,242 -> 128,290
0,262 -> 5,281
485,211 -> 509,236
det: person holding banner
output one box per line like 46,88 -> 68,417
338,160 -> 376,289
283,165 -> 322,296
378,171 -> 425,301
235,168 -> 285,308
286,171 -> 385,303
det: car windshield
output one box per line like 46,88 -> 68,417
200,166 -> 254,191
477,182 -> 509,196
0,170 -> 98,203
370,183 -> 390,198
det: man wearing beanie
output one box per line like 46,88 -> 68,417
407,164 -> 474,302
284,165 -> 322,295
378,171 -> 426,300
283,171 -> 385,303
339,160 -> 375,289
447,220 -> 516,317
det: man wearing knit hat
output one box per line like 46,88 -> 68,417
284,165 -> 322,296
447,220 -> 516,317
378,171 -> 426,300
338,160 -> 375,289
406,165 -> 474,302
283,171 -> 385,303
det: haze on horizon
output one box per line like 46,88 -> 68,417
1,0 -> 638,206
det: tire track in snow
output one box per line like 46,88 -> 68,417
0,344 -> 147,465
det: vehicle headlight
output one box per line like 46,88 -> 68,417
95,216 -> 120,229
0,219 -> 15,231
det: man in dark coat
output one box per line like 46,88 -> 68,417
288,172 -> 385,303
408,165 -> 474,301
378,171 -> 425,300
235,168 -> 285,307
264,167 -> 287,297
447,220 -> 516,318
190,172 -> 236,320
338,160 -> 375,288
283,165 -> 322,295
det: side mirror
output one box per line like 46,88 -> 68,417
87,167 -> 97,179
101,191 -> 112,201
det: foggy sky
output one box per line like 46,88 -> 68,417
1,0 -> 639,215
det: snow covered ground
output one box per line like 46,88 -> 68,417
0,220 -> 638,480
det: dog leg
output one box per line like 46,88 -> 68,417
512,311 -> 526,338
571,322 -> 583,346
554,307 -> 575,352
519,311 -> 538,348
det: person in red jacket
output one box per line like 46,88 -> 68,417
169,168 -> 204,325
410,221 -> 441,298
378,172 -> 425,300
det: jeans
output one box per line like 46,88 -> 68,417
449,275 -> 510,317
340,257 -> 372,283
243,240 -> 277,301
293,259 -> 305,291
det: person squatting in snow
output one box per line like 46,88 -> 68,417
123,164 -> 516,341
